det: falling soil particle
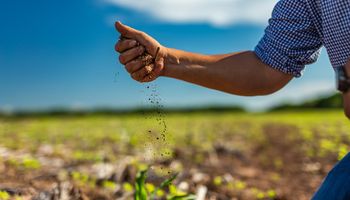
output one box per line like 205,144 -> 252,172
121,35 -> 171,174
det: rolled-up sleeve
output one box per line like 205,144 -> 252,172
254,0 -> 323,77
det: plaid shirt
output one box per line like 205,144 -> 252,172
254,0 -> 350,77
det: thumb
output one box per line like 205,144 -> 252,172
115,21 -> 138,39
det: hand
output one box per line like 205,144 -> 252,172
115,21 -> 168,82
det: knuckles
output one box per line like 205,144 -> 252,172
119,47 -> 144,65
129,40 -> 137,47
115,31 -> 163,83
115,40 -> 138,53
138,46 -> 145,55
137,31 -> 146,38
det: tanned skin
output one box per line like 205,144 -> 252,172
114,21 -> 350,119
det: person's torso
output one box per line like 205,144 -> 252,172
305,0 -> 350,68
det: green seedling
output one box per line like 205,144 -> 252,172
135,170 -> 148,200
134,169 -> 195,200
151,173 -> 177,199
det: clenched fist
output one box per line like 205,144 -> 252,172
115,21 -> 168,82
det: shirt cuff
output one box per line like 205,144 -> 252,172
254,39 -> 305,78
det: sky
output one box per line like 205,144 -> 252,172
0,0 -> 337,112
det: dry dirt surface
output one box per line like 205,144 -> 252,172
0,112 -> 348,200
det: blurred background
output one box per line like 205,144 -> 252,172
0,0 -> 348,200
0,0 -> 337,112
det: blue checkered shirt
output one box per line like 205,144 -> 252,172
254,0 -> 350,77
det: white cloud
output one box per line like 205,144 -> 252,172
104,0 -> 277,26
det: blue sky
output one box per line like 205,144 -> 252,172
0,0 -> 336,112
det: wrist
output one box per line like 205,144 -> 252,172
160,47 -> 181,77
164,47 -> 180,66
160,47 -> 217,77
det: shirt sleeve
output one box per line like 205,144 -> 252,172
254,0 -> 323,77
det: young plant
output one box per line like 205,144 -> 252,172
134,169 -> 195,200
135,170 -> 148,200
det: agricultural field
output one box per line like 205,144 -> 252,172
0,110 -> 349,200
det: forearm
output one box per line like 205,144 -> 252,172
162,48 -> 293,96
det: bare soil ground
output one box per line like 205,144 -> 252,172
0,112 -> 347,200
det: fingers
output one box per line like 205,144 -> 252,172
125,59 -> 143,73
134,33 -> 159,58
115,21 -> 159,54
115,21 -> 142,40
119,46 -> 145,65
124,54 -> 162,82
123,55 -> 164,83
114,22 -> 164,82
131,64 -> 154,82
115,39 -> 138,53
